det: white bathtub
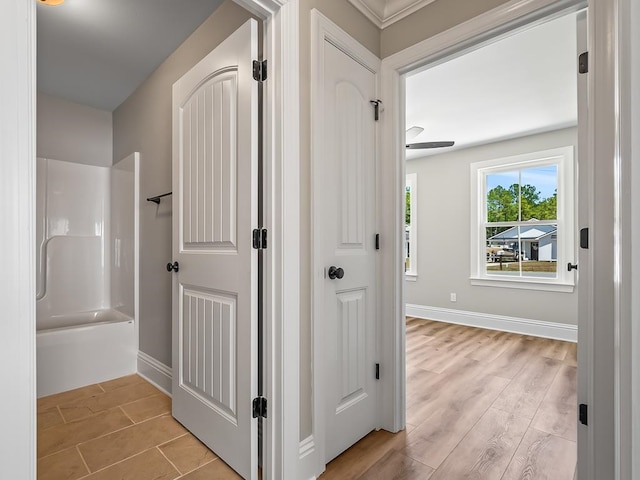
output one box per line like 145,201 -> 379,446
37,309 -> 137,397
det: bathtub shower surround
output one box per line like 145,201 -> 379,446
36,154 -> 140,397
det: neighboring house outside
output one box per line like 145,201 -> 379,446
487,223 -> 557,261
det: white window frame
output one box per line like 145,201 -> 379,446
470,146 -> 575,292
405,173 -> 417,280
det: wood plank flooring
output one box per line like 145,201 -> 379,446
321,318 -> 577,480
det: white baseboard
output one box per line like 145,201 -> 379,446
406,304 -> 577,342
137,351 -> 172,396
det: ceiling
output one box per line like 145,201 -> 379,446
37,0 -> 225,111
405,12 -> 578,160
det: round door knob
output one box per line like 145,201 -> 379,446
167,261 -> 179,273
328,266 -> 344,280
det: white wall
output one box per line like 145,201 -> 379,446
37,93 -> 113,167
405,127 -> 578,325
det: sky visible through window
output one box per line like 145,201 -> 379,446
486,165 -> 558,200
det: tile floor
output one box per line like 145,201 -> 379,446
37,374 -> 241,480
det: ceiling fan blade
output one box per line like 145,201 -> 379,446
406,141 -> 455,149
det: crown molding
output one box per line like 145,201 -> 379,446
347,0 -> 436,29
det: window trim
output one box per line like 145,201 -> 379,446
469,146 -> 575,292
405,173 -> 417,279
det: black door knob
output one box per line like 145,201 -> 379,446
567,263 -> 578,271
167,261 -> 179,273
328,266 -> 344,280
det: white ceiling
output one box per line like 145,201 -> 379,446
37,0 -> 225,111
405,12 -> 578,159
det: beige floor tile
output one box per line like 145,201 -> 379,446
79,414 -> 187,472
38,408 -> 133,459
121,394 -> 172,423
38,407 -> 64,431
59,382 -> 161,422
82,448 -> 179,480
38,384 -> 104,412
99,374 -> 147,392
37,447 -> 89,480
159,433 -> 217,474
178,458 -> 242,479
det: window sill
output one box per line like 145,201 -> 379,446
469,277 -> 575,293
405,274 -> 417,282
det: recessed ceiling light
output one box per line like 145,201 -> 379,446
37,0 -> 65,6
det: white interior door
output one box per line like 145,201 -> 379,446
171,19 -> 258,480
319,40 -> 379,462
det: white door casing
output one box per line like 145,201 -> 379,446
171,19 -> 258,480
311,10 -> 382,466
575,9 -> 592,480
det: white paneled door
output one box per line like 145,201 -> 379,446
319,40 -> 379,462
171,19 -> 258,480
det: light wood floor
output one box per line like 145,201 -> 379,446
37,374 -> 241,480
320,318 -> 578,480
38,319 -> 577,480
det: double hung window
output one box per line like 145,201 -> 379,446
470,146 -> 575,292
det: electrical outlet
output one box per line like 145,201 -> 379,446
450,293 -> 457,302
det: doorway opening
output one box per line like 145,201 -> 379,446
401,7 -> 583,479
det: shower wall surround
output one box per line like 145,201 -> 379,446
36,157 -> 110,326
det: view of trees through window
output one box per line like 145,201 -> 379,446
485,164 -> 558,278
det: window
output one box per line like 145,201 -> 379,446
470,146 -> 575,292
405,173 -> 417,279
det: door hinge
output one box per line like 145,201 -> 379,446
578,52 -> 589,74
375,363 -> 380,380
579,403 -> 588,425
580,227 -> 589,249
252,228 -> 268,249
375,233 -> 380,250
253,60 -> 267,82
370,99 -> 383,121
252,396 -> 267,418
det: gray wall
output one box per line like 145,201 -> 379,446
112,1 -> 256,368
37,93 -> 112,167
380,0 -> 510,58
405,127 -> 579,325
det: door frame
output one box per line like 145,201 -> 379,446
378,0 -> 631,478
310,9 -> 382,476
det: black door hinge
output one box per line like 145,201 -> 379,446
375,363 -> 380,380
252,228 -> 268,249
375,234 -> 380,250
579,52 -> 589,74
580,227 -> 589,249
252,396 -> 267,418
370,99 -> 382,121
579,403 -> 588,425
253,60 -> 267,82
